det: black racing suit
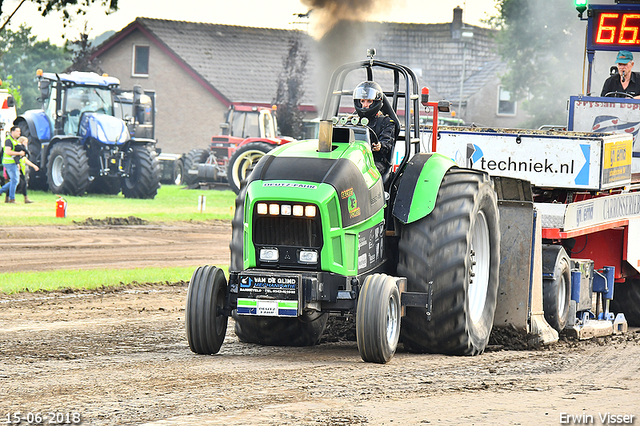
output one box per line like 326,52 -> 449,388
367,113 -> 396,175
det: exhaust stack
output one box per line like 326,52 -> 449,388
318,120 -> 333,152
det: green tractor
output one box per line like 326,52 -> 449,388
185,56 -> 500,363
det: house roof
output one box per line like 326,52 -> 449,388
355,22 -> 502,102
93,18 -> 316,107
93,17 -> 502,110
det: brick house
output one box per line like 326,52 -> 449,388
91,9 -> 527,155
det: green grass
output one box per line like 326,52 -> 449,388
0,184 -> 237,226
0,185 -> 236,294
0,267 -> 214,295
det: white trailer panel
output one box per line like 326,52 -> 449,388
422,130 -> 631,191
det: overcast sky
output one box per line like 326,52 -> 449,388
2,0 -> 500,44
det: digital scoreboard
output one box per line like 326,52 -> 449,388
588,4 -> 640,51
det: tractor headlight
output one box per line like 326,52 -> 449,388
259,248 -> 279,262
305,205 -> 316,217
292,205 -> 304,216
298,250 -> 318,264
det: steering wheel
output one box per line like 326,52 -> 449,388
604,91 -> 635,98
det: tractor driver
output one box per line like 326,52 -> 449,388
601,50 -> 640,98
353,81 -> 396,175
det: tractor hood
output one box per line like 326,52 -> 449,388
246,136 -> 385,228
78,113 -> 130,145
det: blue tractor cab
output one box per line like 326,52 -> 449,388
15,70 -> 160,198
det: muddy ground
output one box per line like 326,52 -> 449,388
1,222 -> 639,425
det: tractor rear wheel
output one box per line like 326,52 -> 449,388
227,142 -> 274,194
356,273 -> 401,363
185,265 -> 229,354
46,142 -> 90,195
398,168 -> 500,355
229,185 -> 328,345
121,145 -> 160,199
184,148 -> 208,186
611,278 -> 640,326
542,250 -> 571,332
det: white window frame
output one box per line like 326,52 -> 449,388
497,85 -> 517,116
132,45 -> 150,77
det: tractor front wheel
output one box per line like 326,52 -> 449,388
398,168 -> 500,355
121,145 -> 161,199
356,273 -> 401,364
227,142 -> 274,194
46,142 -> 90,195
185,265 -> 229,354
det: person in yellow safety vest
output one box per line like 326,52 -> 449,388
0,126 -> 25,203
12,136 -> 39,204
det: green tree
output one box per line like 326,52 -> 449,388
275,37 -> 308,139
65,21 -> 103,73
492,0 -> 585,127
0,0 -> 118,32
0,75 -> 21,107
0,24 -> 71,112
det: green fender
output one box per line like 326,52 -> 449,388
392,153 -> 456,224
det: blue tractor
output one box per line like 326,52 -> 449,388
14,70 -> 160,198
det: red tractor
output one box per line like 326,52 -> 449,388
184,104 -> 293,193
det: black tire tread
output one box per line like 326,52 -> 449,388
398,168 -> 500,355
121,146 -> 161,199
356,273 -> 401,363
183,148 -> 209,186
46,142 -> 90,195
185,265 -> 228,354
542,252 -> 571,332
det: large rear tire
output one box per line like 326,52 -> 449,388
542,249 -> 571,332
46,142 -> 90,196
610,278 -> 640,326
227,142 -> 274,194
185,265 -> 229,354
184,148 -> 208,187
229,184 -> 328,346
398,168 -> 500,355
121,145 -> 161,199
356,274 -> 401,364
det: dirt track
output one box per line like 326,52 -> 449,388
1,223 -> 640,425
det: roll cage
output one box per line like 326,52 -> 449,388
320,58 -> 422,192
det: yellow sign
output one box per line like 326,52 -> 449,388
603,139 -> 632,168
602,138 -> 632,185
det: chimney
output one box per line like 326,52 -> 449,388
451,6 -> 463,40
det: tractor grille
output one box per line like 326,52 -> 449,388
253,216 -> 322,248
